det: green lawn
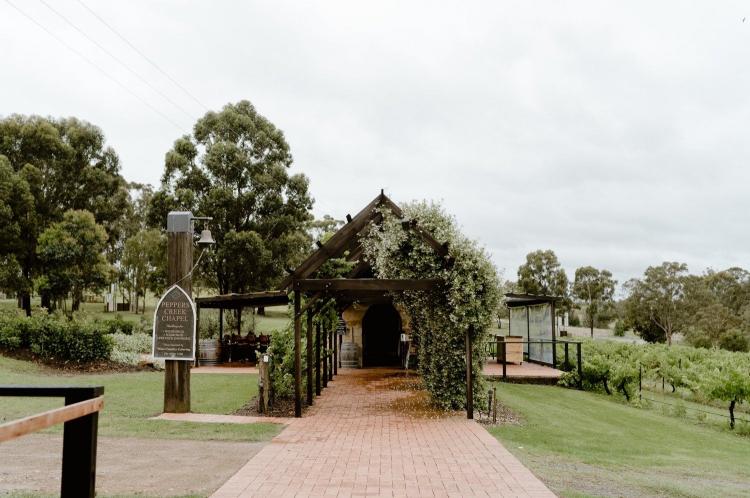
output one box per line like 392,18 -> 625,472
487,383 -> 750,498
0,355 -> 282,441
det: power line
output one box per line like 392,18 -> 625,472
37,0 -> 196,120
75,0 -> 209,112
3,0 -> 184,131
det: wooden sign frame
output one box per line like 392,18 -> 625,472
152,284 -> 197,361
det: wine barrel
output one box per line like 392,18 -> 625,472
198,339 -> 221,366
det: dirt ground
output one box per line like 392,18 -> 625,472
0,434 -> 267,497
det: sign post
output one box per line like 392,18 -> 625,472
160,211 -> 194,413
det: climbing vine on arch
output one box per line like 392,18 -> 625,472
360,200 -> 501,410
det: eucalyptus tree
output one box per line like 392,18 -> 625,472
0,115 -> 129,314
148,101 -> 313,294
572,266 -> 617,337
624,262 -> 689,346
517,249 -> 570,311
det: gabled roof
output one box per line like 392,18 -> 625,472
279,191 -> 450,290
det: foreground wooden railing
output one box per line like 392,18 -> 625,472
0,386 -> 104,498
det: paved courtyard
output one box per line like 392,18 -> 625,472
212,368 -> 554,497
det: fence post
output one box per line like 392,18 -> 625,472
61,387 -> 103,498
465,326 -> 473,419
576,342 -> 583,390
501,341 -> 507,379
639,364 -> 642,402
564,342 -> 569,370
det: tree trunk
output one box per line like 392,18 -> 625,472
602,378 -> 612,395
618,380 -> 630,401
729,399 -> 736,429
21,292 -> 31,317
40,292 -> 51,311
257,306 -> 266,316
72,288 -> 81,312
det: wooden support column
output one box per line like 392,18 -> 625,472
328,327 -> 333,381
322,324 -> 328,388
333,326 -> 338,375
315,322 -> 321,395
465,326 -> 473,419
194,306 -> 201,368
164,218 -> 192,414
293,290 -> 302,417
219,308 -> 224,342
306,309 -> 314,406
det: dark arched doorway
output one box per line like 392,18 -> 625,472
362,303 -> 401,366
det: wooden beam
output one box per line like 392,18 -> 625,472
466,326 -> 474,420
306,310 -> 313,406
0,396 -> 104,443
294,278 -> 440,292
315,322 -> 321,396
293,290 -> 302,417
279,193 -> 387,288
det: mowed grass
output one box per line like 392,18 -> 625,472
0,355 -> 282,442
487,383 -> 750,498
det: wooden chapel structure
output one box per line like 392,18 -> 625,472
197,191 -> 479,418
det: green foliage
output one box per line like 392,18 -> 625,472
267,324 -> 299,400
572,266 -> 616,336
718,329 -> 749,352
148,100 -> 313,294
563,340 -> 750,429
0,313 -> 113,363
0,115 -> 130,314
121,228 -> 166,312
517,250 -> 570,309
623,262 -> 689,345
360,200 -> 501,410
101,315 -> 136,335
613,319 -> 627,337
110,332 -> 152,365
36,209 -> 112,311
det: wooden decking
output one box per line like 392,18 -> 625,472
482,360 -> 563,384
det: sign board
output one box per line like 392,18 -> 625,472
336,318 -> 347,336
152,284 -> 196,360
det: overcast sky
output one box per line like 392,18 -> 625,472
2,1 -> 749,290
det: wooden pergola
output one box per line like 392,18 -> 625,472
197,192 -> 478,418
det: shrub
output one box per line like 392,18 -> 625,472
719,330 -> 749,352
101,315 -> 135,335
0,313 -> 112,363
613,319 -> 627,337
111,332 -> 151,354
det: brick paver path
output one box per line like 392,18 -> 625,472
212,368 -> 554,497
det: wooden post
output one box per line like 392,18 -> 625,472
323,325 -> 328,388
551,301 -> 557,367
564,342 -> 570,370
61,387 -> 102,497
194,306 -> 201,368
294,289 -> 302,417
333,326 -> 338,376
315,322 -> 322,395
465,326 -> 473,419
306,310 -> 314,406
164,213 -> 192,413
328,327 -> 333,381
219,308 -> 224,342
576,342 -> 583,390
258,355 -> 271,414
501,340 -> 507,379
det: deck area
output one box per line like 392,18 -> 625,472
482,360 -> 563,384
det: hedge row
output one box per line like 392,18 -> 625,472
0,313 -> 113,363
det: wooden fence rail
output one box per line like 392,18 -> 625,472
0,385 -> 104,498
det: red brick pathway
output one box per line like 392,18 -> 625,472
211,368 -> 554,497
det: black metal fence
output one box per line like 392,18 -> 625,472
0,385 -> 104,498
